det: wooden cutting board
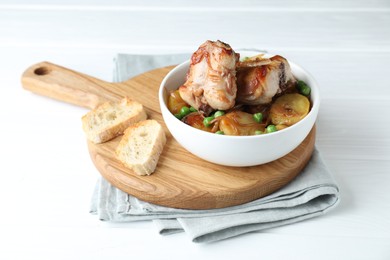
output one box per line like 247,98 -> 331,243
22,61 -> 315,210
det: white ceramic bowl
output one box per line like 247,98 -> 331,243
159,55 -> 320,167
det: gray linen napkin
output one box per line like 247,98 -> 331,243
90,53 -> 340,243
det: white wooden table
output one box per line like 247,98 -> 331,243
1,1 -> 390,259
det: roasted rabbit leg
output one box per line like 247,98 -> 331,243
179,40 -> 239,114
236,55 -> 296,105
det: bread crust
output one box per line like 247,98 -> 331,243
81,97 -> 147,143
116,119 -> 166,176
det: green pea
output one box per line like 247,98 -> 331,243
214,110 -> 225,118
253,112 -> 263,123
215,130 -> 224,135
189,106 -> 197,112
180,106 -> 191,117
255,130 -> 263,135
266,125 -> 277,133
174,113 -> 182,120
203,116 -> 215,127
297,80 -> 311,96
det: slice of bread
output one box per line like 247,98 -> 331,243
116,119 -> 166,176
82,97 -> 147,143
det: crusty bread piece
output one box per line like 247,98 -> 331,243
116,119 -> 166,176
82,97 -> 147,143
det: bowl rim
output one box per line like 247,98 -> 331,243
158,55 -> 320,140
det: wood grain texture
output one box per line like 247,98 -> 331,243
22,62 -> 315,209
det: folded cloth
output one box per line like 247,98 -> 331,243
90,53 -> 340,243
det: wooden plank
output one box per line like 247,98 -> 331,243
1,0 -> 390,10
1,10 -> 390,52
316,98 -> 390,162
21,61 -> 315,209
276,51 -> 390,100
3,45 -> 390,98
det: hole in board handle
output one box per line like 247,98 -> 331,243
34,66 -> 51,76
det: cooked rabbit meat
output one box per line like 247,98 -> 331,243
236,55 -> 296,105
179,40 -> 239,114
237,54 -> 272,67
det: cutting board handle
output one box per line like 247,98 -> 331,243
21,61 -> 122,109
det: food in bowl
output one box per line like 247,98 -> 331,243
159,40 -> 319,166
167,40 -> 312,136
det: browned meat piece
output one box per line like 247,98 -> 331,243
236,55 -> 296,105
179,40 -> 239,114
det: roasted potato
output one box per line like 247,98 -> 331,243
168,90 -> 188,115
183,113 -> 214,132
219,111 -> 265,136
269,93 -> 310,126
